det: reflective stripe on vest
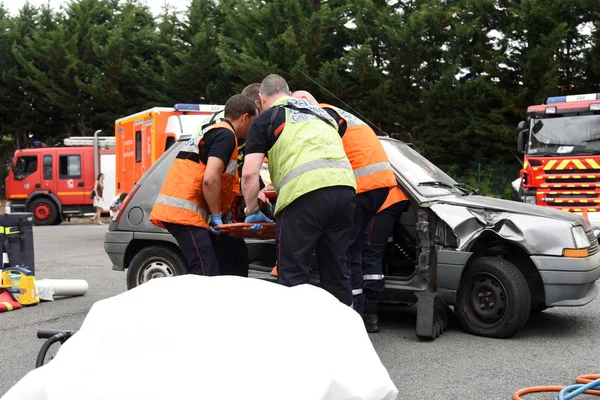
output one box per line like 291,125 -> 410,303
279,159 -> 352,189
353,162 -> 392,179
225,159 -> 237,176
267,96 -> 356,215
321,104 -> 396,194
364,274 -> 384,280
154,195 -> 209,219
0,227 -> 19,235
150,121 -> 239,229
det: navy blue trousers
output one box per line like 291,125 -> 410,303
362,200 -> 409,301
346,188 -> 389,313
163,222 -> 220,276
275,186 -> 356,306
212,235 -> 249,277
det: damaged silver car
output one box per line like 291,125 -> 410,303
105,136 -> 600,339
248,138 -> 600,338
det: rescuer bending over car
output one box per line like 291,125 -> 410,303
241,74 -> 357,306
149,94 -> 258,276
291,90 -> 398,319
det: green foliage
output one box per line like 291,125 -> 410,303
0,0 -> 599,185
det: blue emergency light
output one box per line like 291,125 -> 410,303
173,104 -> 201,111
546,93 -> 600,104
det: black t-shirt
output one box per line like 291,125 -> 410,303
198,127 -> 237,169
245,106 -> 346,155
244,108 -> 287,155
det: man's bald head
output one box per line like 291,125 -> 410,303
291,90 -> 319,105
259,74 -> 290,97
259,74 -> 291,109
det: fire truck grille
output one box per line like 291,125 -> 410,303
544,169 -> 597,175
545,177 -> 598,183
547,193 -> 598,198
546,201 -> 600,207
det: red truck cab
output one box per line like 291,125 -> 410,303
518,93 -> 600,234
5,137 -> 115,225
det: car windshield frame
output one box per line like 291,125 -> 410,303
379,138 -> 462,198
527,114 -> 600,155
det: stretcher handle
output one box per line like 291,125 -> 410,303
37,329 -> 74,339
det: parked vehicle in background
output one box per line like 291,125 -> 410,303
5,134 -> 115,225
105,135 -> 600,339
115,103 -> 223,194
518,92 -> 600,236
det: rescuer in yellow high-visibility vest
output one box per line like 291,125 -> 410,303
241,74 -> 357,306
292,90 -> 397,323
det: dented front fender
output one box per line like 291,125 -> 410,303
430,203 -> 575,256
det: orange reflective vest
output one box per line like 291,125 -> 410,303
378,186 -> 408,213
320,104 -> 396,194
150,121 -> 239,229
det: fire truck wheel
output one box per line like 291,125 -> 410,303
126,246 -> 188,290
29,197 -> 59,226
455,256 -> 531,338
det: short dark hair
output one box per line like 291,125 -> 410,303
241,83 -> 261,102
224,94 -> 258,120
259,74 -> 289,97
119,192 -> 128,201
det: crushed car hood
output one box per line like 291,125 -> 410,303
435,195 -> 586,227
428,195 -> 587,255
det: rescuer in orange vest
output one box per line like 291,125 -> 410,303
361,187 -> 409,332
292,90 -> 397,317
149,94 -> 258,276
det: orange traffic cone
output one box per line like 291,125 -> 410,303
270,263 -> 278,277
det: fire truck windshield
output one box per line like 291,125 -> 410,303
528,114 -> 600,155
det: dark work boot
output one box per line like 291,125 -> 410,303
362,300 -> 380,333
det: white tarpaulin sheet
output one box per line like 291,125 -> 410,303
3,275 -> 398,400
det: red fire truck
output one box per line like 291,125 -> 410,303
4,134 -> 115,225
518,92 -> 600,233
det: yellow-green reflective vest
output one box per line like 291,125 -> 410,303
267,96 -> 356,215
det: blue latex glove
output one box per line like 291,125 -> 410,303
244,210 -> 273,230
209,213 -> 223,235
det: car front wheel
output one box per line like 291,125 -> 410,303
455,256 -> 531,338
126,246 -> 188,290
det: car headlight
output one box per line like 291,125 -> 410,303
572,226 -> 590,249
522,196 -> 536,204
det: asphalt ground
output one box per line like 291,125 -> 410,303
2,224 -> 600,399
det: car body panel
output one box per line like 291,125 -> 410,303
105,137 -> 600,309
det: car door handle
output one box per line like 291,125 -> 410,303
34,183 -> 41,189
78,182 -> 84,187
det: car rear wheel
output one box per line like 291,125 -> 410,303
126,246 -> 188,290
455,256 -> 531,338
29,197 -> 59,226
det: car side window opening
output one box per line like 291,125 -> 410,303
135,130 -> 142,162
59,155 -> 81,179
13,155 -> 38,179
43,155 -> 52,180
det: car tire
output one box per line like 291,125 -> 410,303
29,197 -> 59,226
455,256 -> 531,338
126,246 -> 188,290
